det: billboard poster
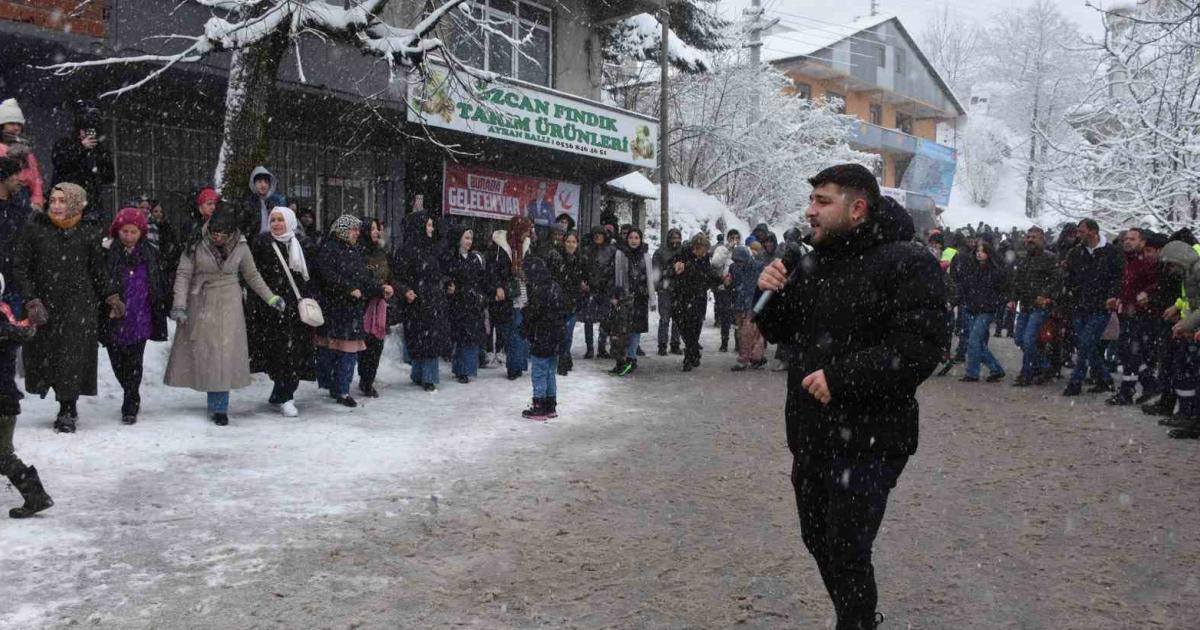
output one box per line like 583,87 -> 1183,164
410,66 -> 659,169
442,163 -> 581,227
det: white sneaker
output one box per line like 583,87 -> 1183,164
280,401 -> 299,417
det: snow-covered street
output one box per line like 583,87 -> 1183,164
2,322 -> 1199,629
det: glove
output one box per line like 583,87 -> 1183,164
169,307 -> 188,323
268,295 -> 287,313
0,320 -> 35,344
25,299 -> 48,327
106,295 -> 126,319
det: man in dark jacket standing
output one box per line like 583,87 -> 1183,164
1007,227 -> 1060,386
1107,227 -> 1160,405
1062,218 -> 1124,396
652,228 -> 683,355
50,105 -> 114,222
757,164 -> 948,629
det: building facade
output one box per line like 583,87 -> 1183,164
0,0 -> 658,235
763,13 -> 966,207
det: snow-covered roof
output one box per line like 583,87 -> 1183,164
606,171 -> 660,199
761,12 -> 895,63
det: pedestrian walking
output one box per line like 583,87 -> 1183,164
489,216 -> 535,380
357,217 -> 393,397
393,211 -> 449,391
101,207 -> 168,425
313,215 -> 391,404
652,228 -> 683,356
607,227 -> 655,377
0,98 -> 43,210
521,255 -> 567,420
0,271 -> 52,518
50,104 -> 113,221
247,207 -> 316,416
1107,228 -> 1161,405
444,224 -> 488,384
10,183 -> 124,433
668,233 -> 721,372
1008,227 -> 1059,386
756,164 -> 948,629
164,209 -> 285,425
728,246 -> 767,371
1061,219 -> 1123,397
958,239 -> 1008,383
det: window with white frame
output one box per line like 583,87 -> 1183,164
446,0 -> 553,87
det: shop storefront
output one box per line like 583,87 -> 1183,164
401,66 -> 659,239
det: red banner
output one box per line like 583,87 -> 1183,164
442,163 -> 581,227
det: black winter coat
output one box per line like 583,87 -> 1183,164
608,243 -> 652,335
544,244 -> 585,313
393,212 -> 450,359
247,234 -> 316,381
1009,249 -> 1060,310
443,227 -> 489,346
1063,240 -> 1124,315
756,216 -> 949,459
485,235 -> 517,327
50,138 -> 115,221
577,229 -> 613,323
521,256 -> 567,358
100,240 -> 168,346
11,213 -> 117,399
0,196 -> 30,285
313,236 -> 383,343
957,259 -> 1009,315
668,249 -> 721,322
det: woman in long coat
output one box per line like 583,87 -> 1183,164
10,182 -> 123,433
607,227 -> 655,377
247,207 -> 316,417
393,211 -> 450,391
443,224 -> 488,383
164,209 -> 283,426
312,215 -> 389,406
356,217 -> 393,397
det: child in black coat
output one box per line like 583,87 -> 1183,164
520,256 -> 567,420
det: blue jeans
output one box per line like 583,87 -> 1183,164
207,391 -> 229,414
531,355 -> 558,398
1014,309 -> 1049,378
954,308 -> 973,359
507,308 -> 530,376
410,358 -> 440,385
452,344 -> 479,378
1070,313 -> 1112,385
563,315 -> 577,357
625,332 -> 641,360
317,347 -> 358,397
965,312 -> 1004,378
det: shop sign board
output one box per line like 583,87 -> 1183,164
443,162 -> 580,227
410,68 -> 658,169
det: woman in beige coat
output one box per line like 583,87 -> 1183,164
164,209 -> 284,426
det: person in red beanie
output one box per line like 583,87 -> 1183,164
101,208 -> 168,425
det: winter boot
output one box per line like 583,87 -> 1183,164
1168,418 -> 1200,439
522,398 -> 547,420
1062,381 -> 1083,397
584,346 -> 594,360
53,402 -> 76,434
359,383 -> 379,398
669,344 -> 682,355
544,397 -> 558,419
1143,391 -> 1177,416
7,465 -> 53,519
608,358 -> 628,375
657,345 -> 668,357
211,412 -> 229,426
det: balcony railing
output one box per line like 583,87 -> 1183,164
847,120 -> 923,154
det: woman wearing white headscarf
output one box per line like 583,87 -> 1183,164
247,207 -> 316,417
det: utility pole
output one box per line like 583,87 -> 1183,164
659,0 -> 670,245
870,0 -> 879,17
744,0 -> 779,124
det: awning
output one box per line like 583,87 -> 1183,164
605,171 -> 659,199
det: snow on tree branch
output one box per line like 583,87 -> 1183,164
609,13 -> 711,73
41,0 -> 492,97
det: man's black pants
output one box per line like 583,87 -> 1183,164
793,453 -> 909,630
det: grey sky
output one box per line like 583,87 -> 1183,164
720,0 -> 1109,39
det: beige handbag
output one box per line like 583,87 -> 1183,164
272,242 -> 324,327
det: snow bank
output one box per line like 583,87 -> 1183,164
942,157 -> 1066,231
607,172 -> 659,199
644,184 -> 754,248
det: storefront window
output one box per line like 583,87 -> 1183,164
447,0 -> 553,87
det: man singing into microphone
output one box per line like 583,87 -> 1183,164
756,164 -> 948,629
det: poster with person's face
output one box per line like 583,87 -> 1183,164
443,163 -> 580,227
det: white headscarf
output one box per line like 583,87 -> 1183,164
269,207 -> 309,281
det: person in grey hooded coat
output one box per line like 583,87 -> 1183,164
240,166 -> 287,238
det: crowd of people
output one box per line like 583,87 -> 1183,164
927,219 -> 1200,442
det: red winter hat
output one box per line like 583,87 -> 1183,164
196,187 -> 219,207
110,206 -> 148,240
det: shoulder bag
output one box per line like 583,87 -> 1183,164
272,241 -> 325,327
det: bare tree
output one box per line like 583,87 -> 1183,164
919,2 -> 981,99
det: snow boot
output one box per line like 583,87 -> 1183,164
211,413 -> 229,426
53,412 -> 76,434
7,465 -> 53,519
657,345 -> 668,357
1158,413 -> 1196,428
584,347 -> 594,360
669,344 -> 682,355
608,358 -> 628,375
359,383 -> 379,398
544,397 -> 558,419
1062,381 -> 1083,397
522,398 -> 547,420
1168,418 -> 1200,439
1142,391 -> 1176,416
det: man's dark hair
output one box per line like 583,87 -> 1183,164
1169,228 -> 1197,246
0,156 -> 22,181
1145,231 -> 1169,250
727,228 -> 741,239
1125,227 -> 1145,239
1078,218 -> 1099,233
808,164 -> 881,212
